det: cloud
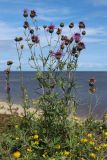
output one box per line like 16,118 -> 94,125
90,0 -> 107,6
0,21 -> 23,40
78,62 -> 107,71
86,11 -> 107,19
84,37 -> 107,44
86,27 -> 107,36
84,27 -> 107,44
38,15 -> 71,22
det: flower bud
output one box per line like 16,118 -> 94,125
43,25 -> 47,29
79,21 -> 85,29
82,30 -> 86,35
5,69 -> 10,75
49,28 -> 54,33
65,39 -> 69,45
89,87 -> 96,94
60,44 -> 64,50
69,22 -> 74,28
7,60 -> 13,65
30,29 -> 34,34
23,9 -> 28,18
23,21 -> 29,29
60,22 -> 64,27
30,10 -> 37,18
77,42 -> 85,51
56,28 -> 62,35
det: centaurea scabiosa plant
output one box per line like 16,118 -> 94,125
14,36 -> 32,117
14,9 -> 86,157
88,77 -> 97,118
5,61 -> 13,114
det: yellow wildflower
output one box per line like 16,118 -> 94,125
90,153 -> 96,159
94,146 -> 102,151
63,150 -> 70,156
33,134 -> 39,139
87,133 -> 92,138
103,132 -> 107,136
80,138 -> 88,143
104,114 -> 107,119
15,137 -> 19,140
80,158 -> 86,160
55,144 -> 61,149
13,151 -> 21,158
42,151 -> 48,158
89,141 -> 95,145
15,125 -> 19,129
101,143 -> 107,148
33,141 -> 39,145
27,148 -> 32,152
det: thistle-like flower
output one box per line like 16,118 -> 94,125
73,33 -> 81,43
79,21 -> 85,29
30,10 -> 37,18
7,60 -> 13,66
30,29 -> 34,34
14,37 -> 23,42
31,35 -> 39,43
23,9 -> 28,18
89,77 -> 96,94
89,78 -> 96,87
60,22 -> 64,27
56,28 -> 62,35
23,21 -> 29,29
69,22 -> 74,28
77,42 -> 85,51
82,30 -> 86,35
47,24 -> 55,33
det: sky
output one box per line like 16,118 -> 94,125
0,0 -> 107,71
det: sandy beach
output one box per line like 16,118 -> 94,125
0,101 -> 83,122
0,101 -> 43,118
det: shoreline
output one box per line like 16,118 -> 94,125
0,101 -> 84,121
0,101 -> 43,118
0,101 -> 105,120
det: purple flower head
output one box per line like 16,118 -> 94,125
73,33 -> 81,43
55,51 -> 63,59
47,24 -> 56,33
31,35 -> 39,43
51,50 -> 65,60
48,24 -> 55,30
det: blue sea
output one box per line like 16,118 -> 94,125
0,71 -> 107,118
